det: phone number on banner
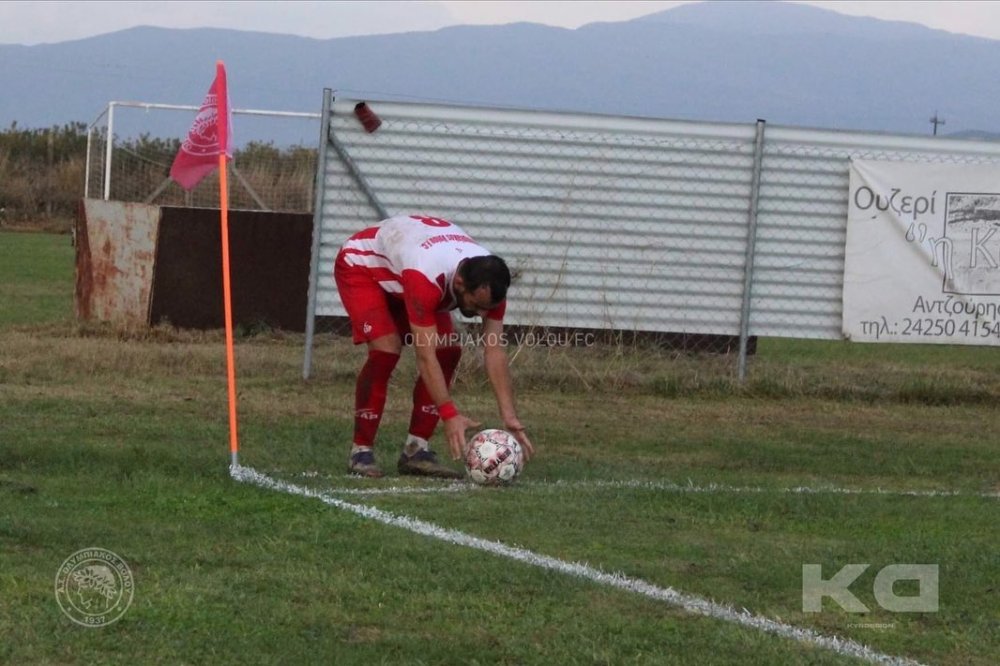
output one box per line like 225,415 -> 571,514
859,317 -> 1000,340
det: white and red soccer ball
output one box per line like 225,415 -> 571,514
465,429 -> 523,486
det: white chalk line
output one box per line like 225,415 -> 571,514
232,464 -> 925,666
284,471 -> 999,499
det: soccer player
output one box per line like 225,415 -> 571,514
334,214 -> 535,478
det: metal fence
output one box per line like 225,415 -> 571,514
755,126 -> 1000,340
85,101 -> 320,212
304,91 -> 1000,378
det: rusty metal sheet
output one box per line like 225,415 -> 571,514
75,199 -> 159,327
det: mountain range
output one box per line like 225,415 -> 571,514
2,1 -> 999,143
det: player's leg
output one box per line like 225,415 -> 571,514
398,311 -> 464,479
334,258 -> 402,477
350,331 -> 401,458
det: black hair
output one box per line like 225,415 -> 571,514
459,255 -> 510,304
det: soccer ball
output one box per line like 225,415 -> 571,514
465,429 -> 523,486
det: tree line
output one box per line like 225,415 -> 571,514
0,122 -> 88,226
0,122 -> 317,229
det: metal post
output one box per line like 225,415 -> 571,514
327,122 -> 388,219
84,125 -> 93,199
738,119 -> 766,382
929,111 -> 945,136
84,105 -> 110,201
102,103 -> 115,201
303,89 -> 334,380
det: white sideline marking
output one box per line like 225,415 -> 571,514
232,464 -> 925,666
287,471 -> 999,499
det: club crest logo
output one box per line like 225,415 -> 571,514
54,548 -> 134,627
180,94 -> 220,156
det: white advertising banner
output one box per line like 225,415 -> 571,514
844,159 -> 1000,345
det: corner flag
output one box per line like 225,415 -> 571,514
170,62 -> 233,190
172,61 -> 241,467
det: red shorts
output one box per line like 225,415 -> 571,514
334,252 -> 454,344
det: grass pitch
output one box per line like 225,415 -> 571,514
0,230 -> 997,665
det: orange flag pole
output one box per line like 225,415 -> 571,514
219,150 -> 240,467
169,60 -> 239,467
212,60 -> 239,468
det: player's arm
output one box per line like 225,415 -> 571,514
410,323 -> 479,459
481,315 -> 534,460
403,269 -> 479,459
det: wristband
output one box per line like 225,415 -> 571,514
438,401 -> 459,421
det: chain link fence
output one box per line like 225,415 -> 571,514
85,102 -> 320,212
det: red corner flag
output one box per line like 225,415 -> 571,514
170,62 -> 233,190
170,61 -> 241,468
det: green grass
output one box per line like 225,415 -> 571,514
0,229 -> 75,326
1,230 -> 997,665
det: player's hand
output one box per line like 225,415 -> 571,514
444,414 -> 480,460
504,418 -> 534,461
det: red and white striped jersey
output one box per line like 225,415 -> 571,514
338,214 -> 506,326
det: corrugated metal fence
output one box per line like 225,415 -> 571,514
304,91 -> 1000,377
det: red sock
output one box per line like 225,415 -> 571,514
353,349 -> 399,447
408,346 -> 462,440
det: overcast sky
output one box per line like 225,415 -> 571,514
1,1 -> 1000,45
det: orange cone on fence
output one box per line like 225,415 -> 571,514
354,102 -> 382,133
